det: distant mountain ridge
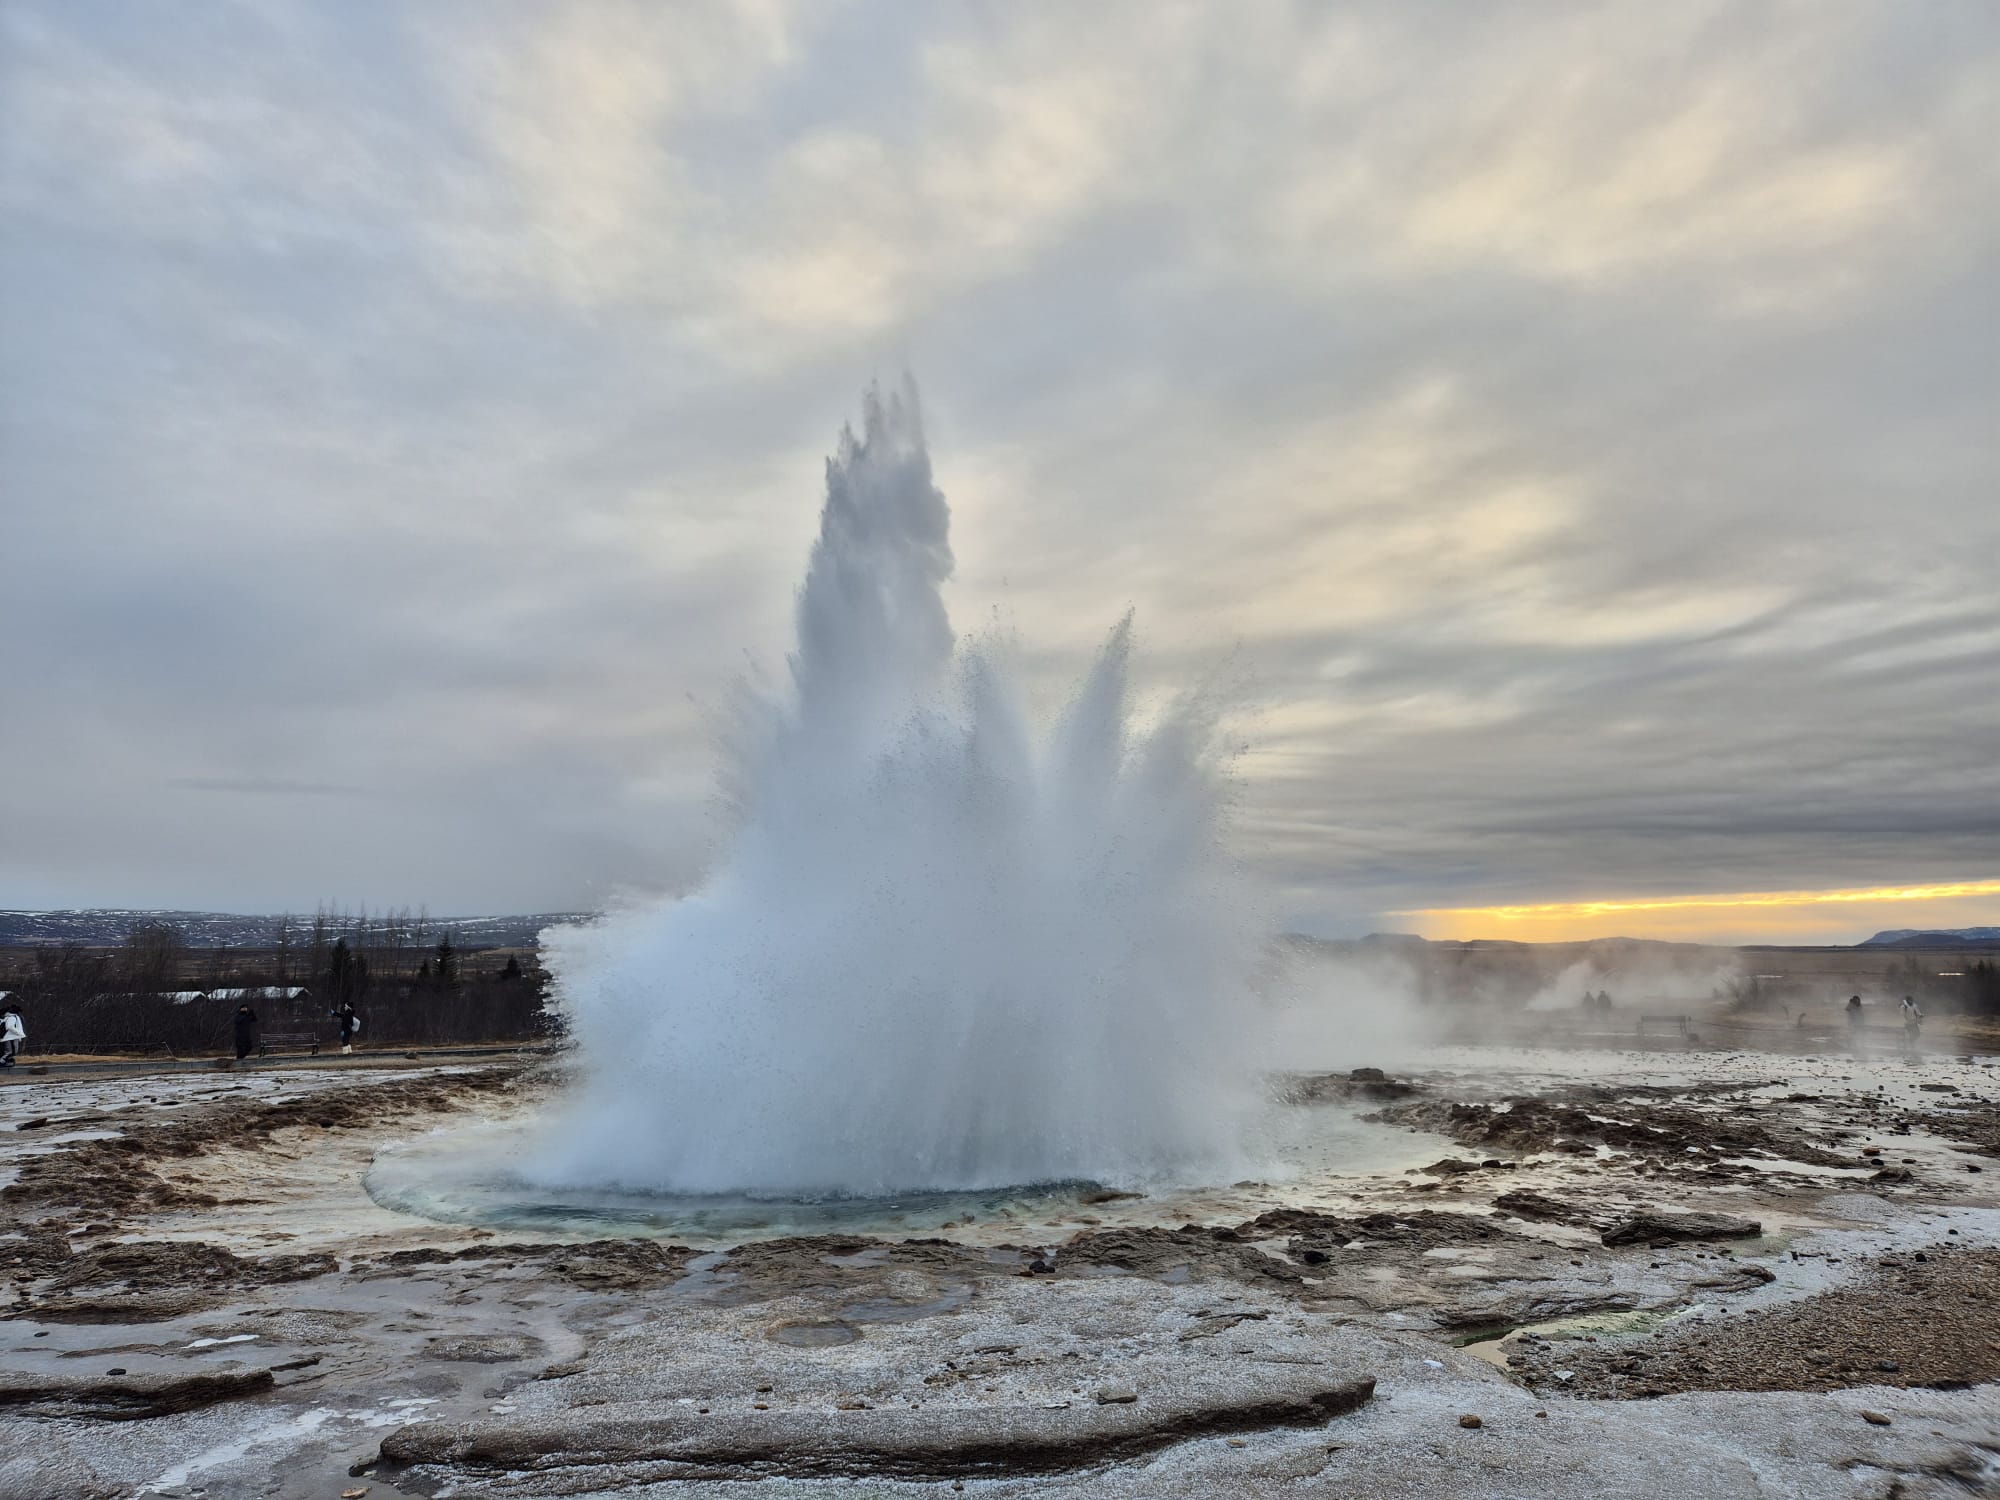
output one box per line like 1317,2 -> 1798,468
9,911 -> 1991,951
0,909 -> 593,949
1860,927 -> 2000,947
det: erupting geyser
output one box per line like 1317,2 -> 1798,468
528,382 -> 1265,1198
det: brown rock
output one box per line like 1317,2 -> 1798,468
1419,1159 -> 1485,1176
0,1365 -> 274,1420
1600,1212 -> 1761,1247
1492,1190 -> 1591,1225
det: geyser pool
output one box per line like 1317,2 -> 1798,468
366,1121 -> 1100,1240
363,1096 -> 1460,1245
526,382 -> 1266,1199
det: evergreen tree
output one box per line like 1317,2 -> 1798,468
1969,959 -> 2000,1018
326,938 -> 369,1006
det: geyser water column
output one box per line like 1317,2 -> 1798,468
528,382 -> 1266,1198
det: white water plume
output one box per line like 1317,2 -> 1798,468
529,382 -> 1266,1197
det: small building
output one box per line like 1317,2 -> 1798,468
157,987 -> 313,1005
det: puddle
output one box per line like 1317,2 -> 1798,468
839,1287 -> 975,1323
1718,1155 -> 1876,1180
766,1318 -> 862,1347
1455,1303 -> 1713,1370
138,1407 -> 340,1494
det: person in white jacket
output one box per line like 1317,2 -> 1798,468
1,1006 -> 24,1067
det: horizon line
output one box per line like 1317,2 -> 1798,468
1392,878 -> 2000,922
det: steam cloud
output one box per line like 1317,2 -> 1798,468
529,383 -> 1265,1196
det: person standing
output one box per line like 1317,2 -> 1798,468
336,1002 -> 361,1055
232,1004 -> 258,1061
1900,995 -> 1923,1053
1,1005 -> 24,1067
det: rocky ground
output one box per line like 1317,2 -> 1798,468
1,1046 -> 1996,1498
1505,1245 -> 2000,1398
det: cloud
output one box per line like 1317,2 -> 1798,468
167,778 -> 373,798
0,0 -> 1995,934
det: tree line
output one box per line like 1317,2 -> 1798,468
1878,954 -> 2000,1020
0,906 -> 555,1056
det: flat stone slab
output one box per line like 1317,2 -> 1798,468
0,1363 -> 272,1420
383,1373 -> 1376,1481
378,1277 -> 1380,1487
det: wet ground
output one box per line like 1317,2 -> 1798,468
2,1044 -> 1996,1498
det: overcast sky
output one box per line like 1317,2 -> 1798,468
3,2 -> 1996,942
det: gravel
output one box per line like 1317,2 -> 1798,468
1511,1246 -> 2000,1397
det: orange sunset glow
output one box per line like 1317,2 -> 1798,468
1395,879 -> 2000,945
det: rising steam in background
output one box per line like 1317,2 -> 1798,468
1256,938 -> 1431,1072
1521,947 -> 1742,1013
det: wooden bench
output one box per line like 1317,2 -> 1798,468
258,1031 -> 320,1056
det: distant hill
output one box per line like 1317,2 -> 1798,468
0,909 -> 593,949
1860,927 -> 2000,948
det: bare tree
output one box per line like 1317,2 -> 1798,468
272,914 -> 297,989
120,921 -> 188,994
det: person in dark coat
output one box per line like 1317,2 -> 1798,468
232,1004 -> 258,1060
336,1002 -> 360,1055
